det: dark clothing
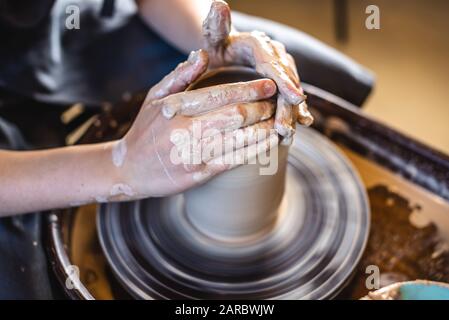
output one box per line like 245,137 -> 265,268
0,0 -> 188,299
0,0 -> 185,105
0,0 -> 374,107
0,0 -> 374,299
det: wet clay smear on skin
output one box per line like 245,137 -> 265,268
110,184 -> 135,199
112,140 -> 127,167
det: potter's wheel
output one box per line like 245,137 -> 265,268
97,126 -> 370,299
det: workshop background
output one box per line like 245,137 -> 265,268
228,0 -> 449,155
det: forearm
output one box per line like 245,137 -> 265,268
136,0 -> 211,53
0,142 -> 122,216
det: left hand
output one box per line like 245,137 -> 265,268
202,0 -> 313,142
119,50 -> 278,198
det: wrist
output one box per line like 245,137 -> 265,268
101,140 -> 126,181
90,140 -> 136,202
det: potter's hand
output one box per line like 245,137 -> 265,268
119,50 -> 278,197
202,0 -> 313,142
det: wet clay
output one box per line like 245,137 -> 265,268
185,144 -> 288,240
183,67 -> 289,241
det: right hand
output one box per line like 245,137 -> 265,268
202,0 -> 313,144
115,49 -> 279,199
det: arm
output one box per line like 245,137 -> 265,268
0,143 -> 119,216
136,0 -> 211,53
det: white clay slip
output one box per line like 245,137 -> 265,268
112,139 -> 127,167
110,183 -> 135,198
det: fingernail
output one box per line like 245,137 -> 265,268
263,81 -> 276,96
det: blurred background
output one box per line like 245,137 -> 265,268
228,0 -> 449,154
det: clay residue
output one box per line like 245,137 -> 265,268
110,183 -> 134,198
366,284 -> 401,300
339,185 -> 449,299
150,49 -> 208,102
409,210 -> 432,228
202,0 -> 231,48
192,170 -> 211,182
95,195 -> 108,203
69,200 -> 89,207
274,95 -> 294,138
297,101 -> 314,126
111,140 -> 127,167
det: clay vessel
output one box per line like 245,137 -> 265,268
184,67 -> 288,241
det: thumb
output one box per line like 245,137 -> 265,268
145,49 -> 209,104
202,0 -> 232,49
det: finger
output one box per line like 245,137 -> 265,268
192,132 -> 279,183
281,99 -> 298,146
170,116 -> 275,174
240,33 -> 304,105
273,49 -> 313,127
257,61 -> 305,106
271,40 -> 299,87
296,101 -> 314,126
274,95 -> 296,138
159,78 -> 276,119
271,39 -> 286,53
170,118 -> 275,174
145,49 -> 209,103
202,0 -> 232,49
196,100 -> 275,137
207,132 -> 279,171
201,118 -> 275,163
268,44 -> 313,128
226,30 -> 305,105
270,40 -> 293,73
286,53 -> 299,82
281,134 -> 294,146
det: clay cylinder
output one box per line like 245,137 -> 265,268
183,67 -> 289,241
